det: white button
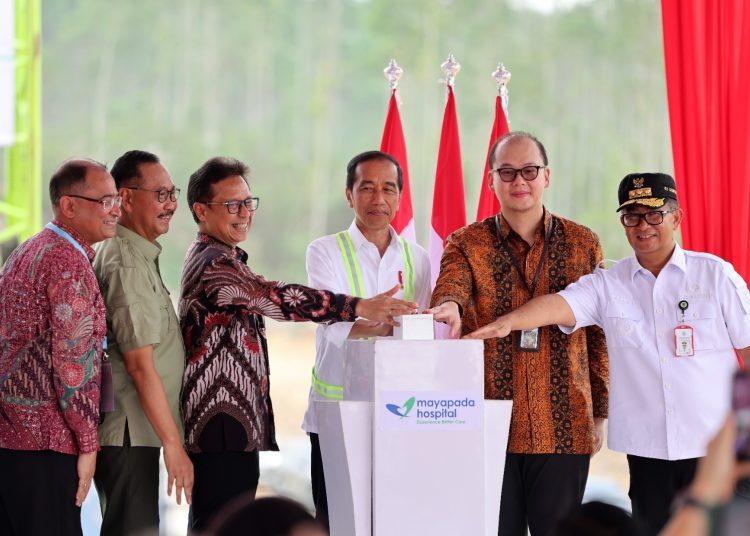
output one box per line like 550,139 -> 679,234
661,358 -> 668,364
664,383 -> 671,389
656,308 -> 663,314
667,409 -> 673,415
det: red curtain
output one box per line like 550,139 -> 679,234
661,0 -> 750,281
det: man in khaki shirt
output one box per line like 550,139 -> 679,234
93,150 -> 192,535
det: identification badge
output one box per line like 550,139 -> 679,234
674,325 -> 694,357
518,328 -> 540,352
100,336 -> 115,413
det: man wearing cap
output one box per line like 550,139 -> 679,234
301,150 -> 432,528
465,172 -> 750,535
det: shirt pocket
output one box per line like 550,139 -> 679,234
675,301 -> 719,350
604,301 -> 644,348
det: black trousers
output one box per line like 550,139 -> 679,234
188,450 -> 260,533
0,448 -> 82,536
498,453 -> 590,536
93,426 -> 160,536
627,454 -> 699,536
309,433 -> 329,530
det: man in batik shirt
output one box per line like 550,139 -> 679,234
180,156 -> 417,531
0,159 -> 120,536
428,132 -> 608,536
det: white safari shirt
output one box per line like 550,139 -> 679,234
558,244 -> 750,460
302,221 -> 431,433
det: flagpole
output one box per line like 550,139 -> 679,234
475,62 -> 513,222
380,59 -> 417,243
440,53 -> 461,94
492,62 -> 512,124
429,53 -> 466,290
383,58 -> 402,102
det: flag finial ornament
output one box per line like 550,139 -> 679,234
384,59 -> 403,90
492,62 -> 512,120
441,53 -> 461,87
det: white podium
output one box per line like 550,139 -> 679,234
315,339 -> 513,536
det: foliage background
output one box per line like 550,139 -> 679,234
37,0 -> 671,291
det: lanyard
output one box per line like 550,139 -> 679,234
45,222 -> 90,263
45,222 -> 107,352
494,215 -> 555,297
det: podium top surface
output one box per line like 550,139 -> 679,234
343,338 -> 485,401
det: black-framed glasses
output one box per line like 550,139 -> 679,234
201,197 -> 260,214
620,209 -> 676,227
123,186 -> 180,203
491,165 -> 546,183
65,194 -> 122,211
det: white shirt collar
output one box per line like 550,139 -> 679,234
346,219 -> 400,253
629,242 -> 686,281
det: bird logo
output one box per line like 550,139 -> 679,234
386,396 -> 416,418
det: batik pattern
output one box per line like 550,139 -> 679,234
431,211 -> 609,454
179,233 -> 358,453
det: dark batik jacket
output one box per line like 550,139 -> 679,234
179,233 -> 359,453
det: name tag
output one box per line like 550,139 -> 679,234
518,328 -> 540,352
674,325 -> 694,357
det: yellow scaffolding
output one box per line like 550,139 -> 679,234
1,0 -> 41,248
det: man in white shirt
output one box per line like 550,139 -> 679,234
464,172 -> 750,536
302,150 -> 431,528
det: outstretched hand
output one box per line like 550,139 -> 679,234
423,301 -> 461,338
463,317 -> 513,340
355,284 -> 418,326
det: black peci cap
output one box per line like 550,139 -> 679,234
616,173 -> 678,212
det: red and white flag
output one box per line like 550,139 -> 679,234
429,85 -> 466,289
475,95 -> 510,221
380,89 -> 416,243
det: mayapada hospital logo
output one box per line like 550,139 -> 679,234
385,395 -> 476,421
386,396 -> 416,418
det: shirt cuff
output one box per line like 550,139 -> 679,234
76,428 -> 100,453
556,291 -> 582,334
117,333 -> 161,354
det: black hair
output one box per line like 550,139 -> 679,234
187,156 -> 250,223
488,131 -> 549,169
346,150 -> 403,191
49,158 -> 108,208
110,150 -> 160,188
555,501 -> 642,536
208,495 -> 324,536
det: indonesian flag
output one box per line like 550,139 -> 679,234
429,85 -> 466,289
475,96 -> 510,221
380,89 -> 416,243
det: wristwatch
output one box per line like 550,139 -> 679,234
674,493 -> 724,536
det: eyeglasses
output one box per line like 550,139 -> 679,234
65,194 -> 122,211
620,209 -> 676,227
123,186 -> 180,203
491,165 -> 546,183
201,197 -> 260,214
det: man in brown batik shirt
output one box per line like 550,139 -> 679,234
427,131 -> 609,536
